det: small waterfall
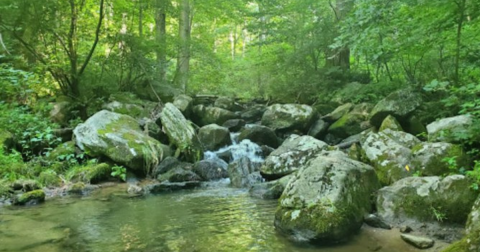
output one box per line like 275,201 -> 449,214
204,132 -> 264,164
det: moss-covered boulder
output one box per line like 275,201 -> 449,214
67,163 -> 112,183
404,115 -> 427,137
377,175 -> 479,226
307,118 -> 329,139
74,110 -> 170,173
327,103 -> 373,139
214,96 -> 243,112
241,104 -> 267,123
427,115 -> 476,144
238,125 -> 279,148
46,140 -> 76,161
222,119 -> 246,132
411,142 -> 468,176
379,115 -> 403,132
103,92 -> 158,119
157,166 -> 202,183
160,103 -> 203,162
192,105 -> 237,126
261,104 -> 316,133
361,130 -> 420,185
322,103 -> 354,123
463,196 -> 480,251
13,189 -> 45,205
198,124 -> 231,151
260,135 -> 328,179
274,151 -> 380,243
369,89 -> 422,128
0,128 -> 15,150
173,94 -> 193,118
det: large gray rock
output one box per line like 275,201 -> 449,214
214,97 -> 243,112
465,196 -> 480,251
369,89 -> 422,128
322,103 -> 354,123
173,94 -> 193,118
160,103 -> 203,162
261,104 -> 316,133
427,115 -> 475,143
74,110 -> 170,173
307,119 -> 329,139
192,105 -> 237,126
241,104 -> 267,123
327,103 -> 373,139
198,124 -> 231,151
249,174 -> 293,199
377,175 -> 479,225
411,142 -> 469,176
193,159 -> 228,181
361,129 -> 420,185
228,157 -> 262,188
260,135 -> 328,179
238,125 -> 278,148
103,92 -> 158,119
275,151 -> 380,243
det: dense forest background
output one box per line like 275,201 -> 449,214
0,0 -> 478,106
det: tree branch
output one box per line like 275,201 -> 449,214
0,33 -> 10,55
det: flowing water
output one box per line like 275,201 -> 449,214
0,134 -> 448,252
0,182 -> 446,252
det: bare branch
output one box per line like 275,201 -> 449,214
0,33 -> 10,55
78,0 -> 105,76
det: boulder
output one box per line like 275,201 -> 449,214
192,105 -> 237,126
361,130 -> 420,185
238,125 -> 279,148
465,196 -> 480,251
249,174 -> 293,199
377,175 -> 479,225
327,103 -> 373,139
379,115 -> 403,132
307,119 -> 329,139
13,189 -> 45,205
364,214 -> 391,229
214,97 -> 243,112
400,234 -> 434,249
49,101 -> 72,126
241,104 -> 267,123
427,115 -> 475,143
411,142 -> 468,176
228,157 -> 262,188
404,115 -> 427,137
322,103 -> 354,123
222,119 -> 246,132
157,166 -> 202,183
74,110 -> 170,173
193,159 -> 229,181
275,151 -> 380,243
369,88 -> 423,128
153,156 -> 184,176
173,94 -> 193,118
260,135 -> 328,179
160,103 -> 203,162
198,124 -> 232,151
261,104 -> 316,133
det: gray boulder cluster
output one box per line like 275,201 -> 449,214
43,90 -> 480,250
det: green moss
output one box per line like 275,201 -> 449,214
47,141 -> 76,161
68,182 -> 86,194
66,163 -> 112,183
379,115 -> 403,132
38,170 -> 62,187
441,238 -> 469,252
15,189 -> 45,205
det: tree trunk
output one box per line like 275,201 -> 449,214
326,0 -> 352,69
176,0 -> 191,93
454,0 -> 466,85
155,0 -> 168,86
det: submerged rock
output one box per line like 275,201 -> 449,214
228,157 -> 262,188
249,174 -> 293,200
400,234 -> 434,249
275,151 -> 380,243
13,189 -> 45,205
260,135 -> 329,179
193,159 -> 228,181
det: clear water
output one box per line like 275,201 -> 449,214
0,183 -> 445,252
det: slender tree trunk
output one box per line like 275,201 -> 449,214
326,0 -> 352,69
454,0 -> 466,85
176,0 -> 191,93
155,0 -> 168,86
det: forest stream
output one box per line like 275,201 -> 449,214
0,180 -> 448,252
